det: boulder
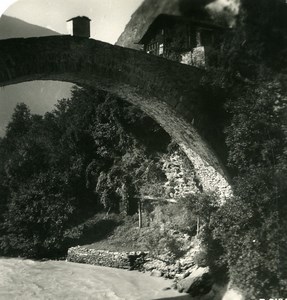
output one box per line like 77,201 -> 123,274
222,289 -> 244,300
222,287 -> 244,300
150,269 -> 163,277
177,267 -> 213,296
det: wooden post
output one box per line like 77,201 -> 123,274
196,216 -> 200,237
138,199 -> 142,229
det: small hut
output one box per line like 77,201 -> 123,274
67,16 -> 91,38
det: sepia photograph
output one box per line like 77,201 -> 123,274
0,0 -> 286,299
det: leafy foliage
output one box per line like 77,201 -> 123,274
195,1 -> 287,297
143,192 -> 220,264
203,1 -> 287,297
221,0 -> 287,78
0,172 -> 75,258
0,87 -> 170,258
144,226 -> 185,263
225,82 -> 286,173
217,88 -> 287,297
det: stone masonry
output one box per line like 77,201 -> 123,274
67,246 -> 148,270
0,36 -> 232,200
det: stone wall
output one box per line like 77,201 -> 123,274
180,47 -> 206,68
67,246 -> 148,270
161,149 -> 201,199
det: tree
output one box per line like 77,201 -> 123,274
215,3 -> 287,296
0,86 -> 171,257
5,103 -> 32,140
200,1 -> 287,297
222,0 -> 287,78
0,171 -> 75,258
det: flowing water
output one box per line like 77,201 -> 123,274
0,257 -> 190,300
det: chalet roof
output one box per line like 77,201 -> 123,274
66,16 -> 91,22
137,14 -> 226,45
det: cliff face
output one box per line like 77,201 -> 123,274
116,0 -> 238,50
116,0 -> 181,50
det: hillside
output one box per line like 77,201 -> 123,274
0,15 -> 59,39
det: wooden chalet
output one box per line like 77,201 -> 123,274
137,14 -> 226,67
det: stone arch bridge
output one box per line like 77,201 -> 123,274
0,36 -> 231,199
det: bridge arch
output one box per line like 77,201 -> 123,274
0,35 -> 232,199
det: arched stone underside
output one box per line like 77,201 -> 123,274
0,36 -> 232,199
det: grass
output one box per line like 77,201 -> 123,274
83,214 -> 151,252
66,212 -> 153,252
68,200 -> 198,256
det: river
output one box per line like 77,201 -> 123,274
0,257 -> 190,300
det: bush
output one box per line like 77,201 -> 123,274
63,213 -> 121,247
149,200 -> 197,236
210,189 -> 284,297
0,172 -> 75,258
143,226 -> 185,262
221,79 -> 287,298
194,250 -> 208,267
143,192 -> 222,264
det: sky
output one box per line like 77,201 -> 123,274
1,0 -> 143,44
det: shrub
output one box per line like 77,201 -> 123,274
143,226 -> 185,262
0,172 -> 75,258
194,250 -> 208,267
149,200 -> 198,236
144,192 -> 222,264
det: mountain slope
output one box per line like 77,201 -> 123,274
0,14 -> 59,39
116,0 -> 180,50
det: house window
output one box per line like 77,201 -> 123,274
159,43 -> 164,55
146,42 -> 158,55
189,30 -> 197,48
196,31 -> 201,47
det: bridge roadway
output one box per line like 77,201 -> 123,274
0,35 -> 232,199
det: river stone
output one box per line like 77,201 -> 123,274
150,269 -> 163,277
177,267 -> 213,296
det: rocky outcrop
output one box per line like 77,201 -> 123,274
67,246 -> 148,270
161,149 -> 201,199
67,244 -> 233,299
177,267 -> 213,296
143,257 -> 228,300
142,244 -> 198,279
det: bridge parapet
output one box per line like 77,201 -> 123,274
0,36 -> 204,116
